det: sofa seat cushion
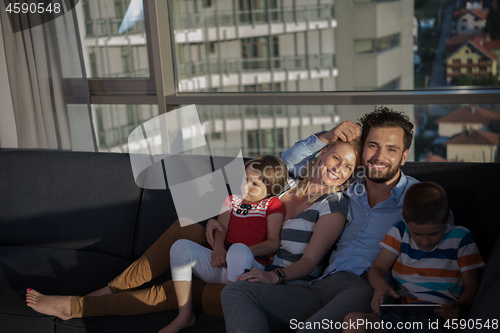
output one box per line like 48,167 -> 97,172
0,246 -> 132,316
54,309 -> 225,333
0,246 -> 225,333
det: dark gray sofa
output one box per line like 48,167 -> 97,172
0,150 -> 499,333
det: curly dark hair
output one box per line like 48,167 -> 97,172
359,106 -> 414,152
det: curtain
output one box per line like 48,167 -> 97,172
0,1 -> 96,151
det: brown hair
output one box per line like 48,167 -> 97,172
294,139 -> 361,203
245,155 -> 288,197
402,182 -> 449,225
359,106 -> 414,152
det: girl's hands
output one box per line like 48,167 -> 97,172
211,248 -> 227,268
236,267 -> 279,284
371,286 -> 400,315
205,219 -> 224,247
434,301 -> 460,320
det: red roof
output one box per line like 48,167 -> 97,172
484,40 -> 500,50
445,130 -> 500,145
437,105 -> 500,124
452,8 -> 488,20
445,33 -> 491,52
468,38 -> 498,60
470,8 -> 488,20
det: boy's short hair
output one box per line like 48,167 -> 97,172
245,155 -> 288,197
359,106 -> 414,152
402,182 -> 449,225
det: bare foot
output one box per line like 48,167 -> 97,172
87,286 -> 112,297
26,288 -> 72,320
158,311 -> 196,333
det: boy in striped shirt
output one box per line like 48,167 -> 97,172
343,182 -> 485,333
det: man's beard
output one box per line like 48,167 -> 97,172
363,157 -> 402,183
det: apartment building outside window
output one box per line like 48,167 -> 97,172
77,0 -> 499,162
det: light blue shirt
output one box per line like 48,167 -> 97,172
281,134 -> 419,278
323,171 -> 418,277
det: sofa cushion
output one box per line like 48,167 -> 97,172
0,245 -> 134,333
0,245 -> 226,333
0,246 -> 132,314
0,151 -> 142,258
132,188 -> 179,257
466,235 -> 500,324
54,310 -> 225,333
463,252 -> 500,333
133,154 -> 221,257
0,314 -> 55,333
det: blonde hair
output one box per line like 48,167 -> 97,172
294,140 -> 360,203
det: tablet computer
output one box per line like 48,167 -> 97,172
380,304 -> 440,316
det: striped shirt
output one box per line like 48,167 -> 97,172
266,189 -> 348,285
380,221 -> 485,304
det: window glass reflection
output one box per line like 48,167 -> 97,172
78,0 -> 149,78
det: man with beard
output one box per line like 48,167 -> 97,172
220,106 -> 419,333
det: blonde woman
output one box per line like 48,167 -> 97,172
231,140 -> 360,286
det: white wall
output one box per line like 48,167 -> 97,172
438,122 -> 486,137
456,13 -> 485,34
447,144 -> 497,162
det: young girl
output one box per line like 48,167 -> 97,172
163,155 -> 287,333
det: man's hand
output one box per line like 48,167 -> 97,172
211,248 -> 227,268
318,121 -> 361,143
434,301 -> 460,320
205,218 -> 224,247
236,267 -> 279,284
371,286 -> 400,315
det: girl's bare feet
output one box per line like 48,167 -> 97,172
158,311 -> 196,333
86,286 -> 112,297
26,288 -> 72,320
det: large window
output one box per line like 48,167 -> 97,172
75,0 -> 500,163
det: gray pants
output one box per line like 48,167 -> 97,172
221,271 -> 374,333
